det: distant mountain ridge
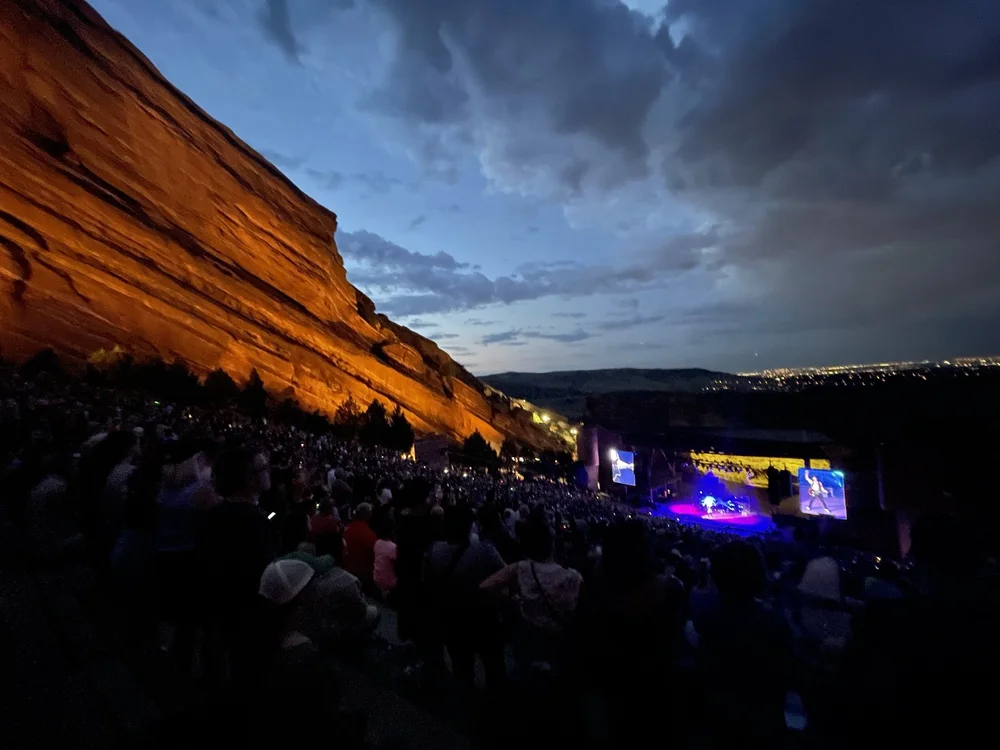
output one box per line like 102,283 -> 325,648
483,368 -> 730,417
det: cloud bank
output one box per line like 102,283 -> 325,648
250,0 -> 1000,364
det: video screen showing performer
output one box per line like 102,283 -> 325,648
609,449 -> 636,486
797,468 -> 847,520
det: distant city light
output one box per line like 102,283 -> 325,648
700,356 -> 1000,394
541,414 -> 551,423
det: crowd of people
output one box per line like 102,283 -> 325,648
688,457 -> 766,487
3,361 -> 999,748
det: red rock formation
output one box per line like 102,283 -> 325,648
0,0 -> 554,449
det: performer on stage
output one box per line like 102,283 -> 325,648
610,450 -> 633,472
803,470 -> 832,513
610,449 -> 635,484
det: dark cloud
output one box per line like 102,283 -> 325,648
480,330 -> 520,345
304,168 -> 345,190
553,312 -> 587,319
340,230 -> 468,273
375,1 -> 996,322
257,0 -> 1000,364
405,318 -> 439,329
258,0 -> 302,63
257,0 -> 357,63
355,171 -> 417,194
339,229 -> 699,316
303,168 -> 413,194
430,332 -> 460,340
595,314 -> 666,332
480,328 -> 592,346
367,0 -> 674,170
408,214 -> 427,230
666,0 -> 1000,190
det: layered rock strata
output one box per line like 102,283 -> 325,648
0,0 -> 551,448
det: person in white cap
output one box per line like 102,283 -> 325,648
255,559 -> 345,743
259,558 -> 319,666
260,558 -> 315,604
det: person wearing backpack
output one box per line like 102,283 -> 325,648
481,518 -> 583,673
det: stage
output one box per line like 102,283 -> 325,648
647,498 -> 775,535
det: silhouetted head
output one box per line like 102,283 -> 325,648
603,520 -> 655,588
477,506 -> 502,535
315,532 -> 342,563
443,506 -> 474,545
710,540 -> 765,603
373,513 -> 395,541
214,447 -> 267,500
521,518 -> 554,562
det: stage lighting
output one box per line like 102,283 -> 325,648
608,448 -> 618,461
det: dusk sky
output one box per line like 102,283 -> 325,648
90,0 -> 1000,375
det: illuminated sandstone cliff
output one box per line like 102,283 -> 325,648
0,0 -> 553,448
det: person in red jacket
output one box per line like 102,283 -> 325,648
342,502 -> 377,585
307,497 -> 342,542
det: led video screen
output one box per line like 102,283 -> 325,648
797,468 -> 847,520
610,449 -> 636,486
